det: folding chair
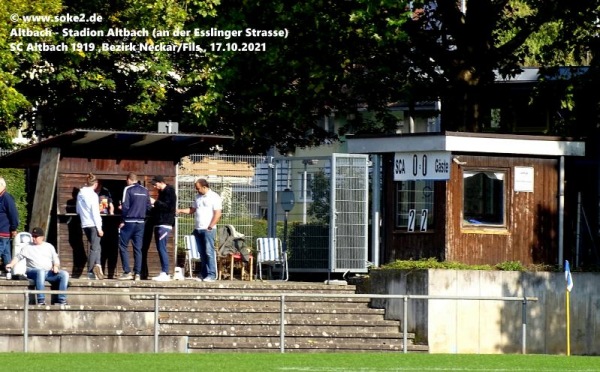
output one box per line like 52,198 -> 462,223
183,235 -> 201,279
12,232 -> 32,278
256,237 -> 288,281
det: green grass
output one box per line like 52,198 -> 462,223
0,353 -> 598,371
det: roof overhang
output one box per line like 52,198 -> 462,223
0,129 -> 234,168
347,131 -> 585,157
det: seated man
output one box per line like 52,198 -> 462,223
5,227 -> 69,305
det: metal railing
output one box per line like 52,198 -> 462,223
0,289 -> 538,354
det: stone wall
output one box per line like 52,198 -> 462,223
361,269 -> 600,355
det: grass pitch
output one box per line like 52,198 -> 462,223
0,353 -> 598,371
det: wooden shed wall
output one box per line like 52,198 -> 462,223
446,155 -> 559,266
382,153 -> 560,266
55,157 -> 177,278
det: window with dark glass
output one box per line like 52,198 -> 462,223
462,170 -> 506,226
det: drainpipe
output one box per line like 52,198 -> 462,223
558,156 -> 565,269
371,154 -> 381,268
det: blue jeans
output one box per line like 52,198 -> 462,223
194,229 -> 217,280
154,226 -> 172,274
119,222 -> 145,274
0,237 -> 11,270
26,268 -> 69,304
83,227 -> 102,274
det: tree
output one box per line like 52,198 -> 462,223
307,170 -> 330,225
404,0 -> 600,133
13,0 -> 212,137
0,0 -> 62,145
4,1 -> 599,150
178,0 -> 415,154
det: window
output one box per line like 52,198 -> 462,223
395,180 -> 435,230
462,170 -> 506,226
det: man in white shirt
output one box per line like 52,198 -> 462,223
5,227 -> 69,305
177,178 -> 222,281
76,173 -> 104,280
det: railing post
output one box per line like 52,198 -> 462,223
522,297 -> 527,354
23,291 -> 29,353
280,294 -> 285,353
403,296 -> 408,354
154,294 -> 160,353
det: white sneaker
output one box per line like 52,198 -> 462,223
152,272 -> 171,282
203,277 -> 216,282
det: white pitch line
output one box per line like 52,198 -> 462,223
278,368 -> 598,372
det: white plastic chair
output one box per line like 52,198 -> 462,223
12,232 -> 32,277
256,237 -> 288,281
183,235 -> 201,279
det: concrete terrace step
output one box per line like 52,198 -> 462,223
161,324 -> 403,334
0,280 -> 428,353
160,312 -> 397,325
188,338 -> 428,353
0,306 -> 392,330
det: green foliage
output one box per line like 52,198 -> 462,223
0,0 -> 62,127
494,260 -> 526,271
381,258 -> 491,271
404,0 -> 600,133
0,168 -> 27,231
2,0 -> 600,150
380,258 -> 561,272
307,170 -> 330,224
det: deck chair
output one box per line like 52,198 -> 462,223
256,237 -> 288,281
183,235 -> 201,279
12,232 -> 32,278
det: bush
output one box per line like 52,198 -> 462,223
379,258 -> 564,272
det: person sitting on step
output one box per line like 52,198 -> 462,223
5,227 -> 69,305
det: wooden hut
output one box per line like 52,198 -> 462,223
347,131 -> 586,266
0,129 -> 232,278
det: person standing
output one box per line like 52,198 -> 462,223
5,227 -> 69,305
149,175 -> 176,281
0,176 -> 19,274
96,180 -> 115,215
177,178 -> 222,282
118,172 -> 151,281
76,173 -> 104,280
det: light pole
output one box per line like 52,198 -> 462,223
301,159 -> 318,224
280,188 -> 295,255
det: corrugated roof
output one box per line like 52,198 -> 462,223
0,129 -> 233,168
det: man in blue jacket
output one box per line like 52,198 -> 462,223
0,177 -> 19,275
118,172 -> 151,281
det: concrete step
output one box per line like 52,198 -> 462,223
161,323 -> 403,334
0,306 -> 392,329
160,312 -> 398,325
188,337 -> 428,353
0,280 -> 429,353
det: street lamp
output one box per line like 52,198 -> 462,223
302,159 -> 318,224
280,188 -> 295,255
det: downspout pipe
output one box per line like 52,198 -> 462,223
559,156 -> 565,269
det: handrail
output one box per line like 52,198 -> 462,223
0,289 -> 538,354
